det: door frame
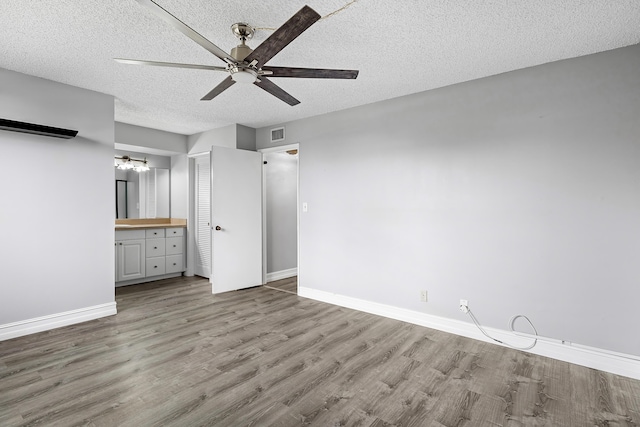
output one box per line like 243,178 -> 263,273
258,143 -> 300,287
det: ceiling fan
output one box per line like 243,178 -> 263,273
115,0 -> 359,106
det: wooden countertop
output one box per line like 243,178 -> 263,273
115,218 -> 187,230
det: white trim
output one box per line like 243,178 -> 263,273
209,148 -> 214,289
261,152 -> 267,284
259,143 -> 300,287
266,268 -> 298,283
0,303 -> 117,341
187,151 -> 210,158
298,287 -> 640,380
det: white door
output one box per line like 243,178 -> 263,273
195,155 -> 211,278
211,146 -> 263,294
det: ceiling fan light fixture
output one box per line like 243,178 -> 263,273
119,4 -> 358,104
230,68 -> 258,83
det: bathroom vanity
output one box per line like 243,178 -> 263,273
115,218 -> 187,287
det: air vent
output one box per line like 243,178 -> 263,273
270,127 -> 285,143
0,118 -> 78,139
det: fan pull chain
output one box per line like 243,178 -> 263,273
255,0 -> 360,31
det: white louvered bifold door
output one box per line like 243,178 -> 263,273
195,155 -> 211,278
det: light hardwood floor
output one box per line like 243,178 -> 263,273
1,276 -> 639,426
265,276 -> 298,294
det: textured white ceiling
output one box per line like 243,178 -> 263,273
1,1 -> 639,135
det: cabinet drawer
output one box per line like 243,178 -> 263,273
145,238 -> 166,257
166,236 -> 184,255
166,227 -> 184,237
146,229 -> 165,238
166,254 -> 184,274
146,257 -> 166,276
116,229 -> 146,240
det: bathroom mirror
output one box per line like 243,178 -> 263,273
115,180 -> 128,219
114,167 -> 170,218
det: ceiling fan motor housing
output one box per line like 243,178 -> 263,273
230,23 -> 255,61
230,43 -> 253,61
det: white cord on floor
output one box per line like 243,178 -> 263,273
466,308 -> 539,350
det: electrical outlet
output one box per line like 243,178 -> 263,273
420,290 -> 428,302
459,299 -> 469,313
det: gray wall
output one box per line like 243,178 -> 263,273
188,124 -> 257,154
0,68 -> 115,324
188,124 -> 236,154
236,125 -> 257,151
115,122 -> 187,154
265,152 -> 298,273
256,45 -> 640,357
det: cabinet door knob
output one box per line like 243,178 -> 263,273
173,263 -> 176,266
154,246 -> 157,249
215,226 -> 222,231
154,266 -> 158,268
173,245 -> 176,247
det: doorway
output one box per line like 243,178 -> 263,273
260,144 -> 299,294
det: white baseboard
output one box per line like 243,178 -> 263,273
0,303 -> 117,341
266,268 -> 298,283
298,287 -> 640,380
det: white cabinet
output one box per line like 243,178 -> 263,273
166,254 -> 184,274
166,236 -> 183,255
166,227 -> 184,238
145,238 -> 166,258
115,229 -> 146,282
146,256 -> 166,276
116,227 -> 186,286
146,229 -> 165,239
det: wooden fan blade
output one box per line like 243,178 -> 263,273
115,58 -> 228,71
135,0 -> 235,64
201,76 -> 235,101
262,66 -> 359,79
254,77 -> 300,106
244,5 -> 320,68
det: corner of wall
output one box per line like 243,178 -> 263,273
236,124 -> 257,151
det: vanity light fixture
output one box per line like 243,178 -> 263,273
114,155 -> 150,172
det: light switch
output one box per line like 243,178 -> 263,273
302,202 -> 308,212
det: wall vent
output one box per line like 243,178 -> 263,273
270,127 -> 285,143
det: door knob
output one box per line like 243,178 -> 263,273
215,225 -> 222,231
